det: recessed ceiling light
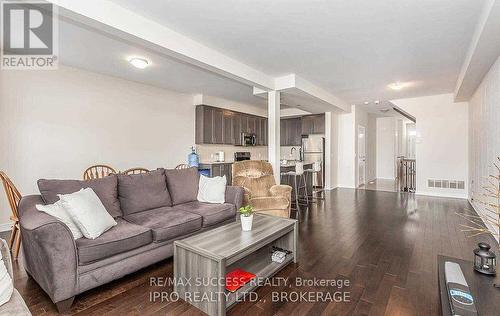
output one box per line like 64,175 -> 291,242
374,100 -> 380,105
388,82 -> 411,90
364,101 -> 369,105
129,57 -> 149,69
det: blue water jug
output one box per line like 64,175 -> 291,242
188,146 -> 199,167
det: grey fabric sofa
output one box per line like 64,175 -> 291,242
18,167 -> 243,312
0,238 -> 31,315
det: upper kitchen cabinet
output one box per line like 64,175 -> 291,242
195,105 -> 267,145
195,105 -> 225,144
195,105 -> 214,144
257,117 -> 268,146
231,113 -> 242,145
222,110 -> 234,145
212,108 -> 224,144
246,116 -> 257,134
301,114 -> 325,135
280,117 -> 302,146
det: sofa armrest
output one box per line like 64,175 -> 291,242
225,186 -> 244,214
270,185 -> 292,212
18,195 -> 78,303
270,184 -> 292,200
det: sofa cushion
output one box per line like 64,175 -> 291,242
174,201 -> 235,227
117,170 -> 172,215
76,218 -> 152,265
165,167 -> 199,205
38,175 -> 122,217
124,207 -> 202,242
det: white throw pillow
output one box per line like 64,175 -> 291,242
36,201 -> 84,240
0,250 -> 13,306
197,175 -> 226,204
58,188 -> 117,239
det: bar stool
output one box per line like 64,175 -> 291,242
283,162 -> 309,210
304,161 -> 324,201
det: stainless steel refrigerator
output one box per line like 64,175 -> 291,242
301,134 -> 325,189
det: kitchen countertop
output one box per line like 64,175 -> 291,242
280,161 -> 313,168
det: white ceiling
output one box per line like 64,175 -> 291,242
58,19 -> 267,107
357,101 -> 412,121
109,0 -> 485,104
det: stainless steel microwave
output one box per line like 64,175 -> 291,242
239,132 -> 257,146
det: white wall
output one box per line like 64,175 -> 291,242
376,117 -> 397,179
353,106 -> 377,186
366,115 -> 377,181
325,111 -> 339,190
0,66 -> 195,227
392,94 -> 468,198
337,107 -> 356,188
468,56 -> 500,239
194,94 -> 267,117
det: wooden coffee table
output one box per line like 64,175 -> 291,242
174,214 -> 298,316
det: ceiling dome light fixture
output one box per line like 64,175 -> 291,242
388,82 -> 411,90
129,57 -> 150,69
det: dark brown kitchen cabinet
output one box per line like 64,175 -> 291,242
232,113 -> 241,145
313,114 -> 325,134
212,109 -> 224,144
247,116 -> 257,134
291,118 -> 302,145
301,114 -> 325,135
260,118 -> 268,145
257,117 -> 268,146
196,106 -> 214,144
195,105 -> 267,146
240,115 -> 248,134
198,163 -> 233,185
301,115 -> 314,135
223,111 -> 233,145
281,117 -> 302,146
280,120 -> 287,145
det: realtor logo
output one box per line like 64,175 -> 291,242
1,1 -> 58,69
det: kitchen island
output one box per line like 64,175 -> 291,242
280,162 -> 314,203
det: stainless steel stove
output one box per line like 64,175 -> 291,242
234,152 -> 251,161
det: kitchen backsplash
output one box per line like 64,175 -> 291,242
196,145 -> 302,163
196,144 -> 268,163
280,146 -> 301,161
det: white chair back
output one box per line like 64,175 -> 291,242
295,161 -> 304,175
313,161 -> 322,172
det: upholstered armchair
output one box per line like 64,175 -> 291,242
232,161 -> 292,218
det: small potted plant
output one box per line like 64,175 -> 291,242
239,205 -> 254,231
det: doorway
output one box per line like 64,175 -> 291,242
358,125 -> 366,186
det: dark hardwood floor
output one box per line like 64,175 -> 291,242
2,188 -> 498,315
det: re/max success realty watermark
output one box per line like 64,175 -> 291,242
149,276 -> 351,304
1,0 -> 58,69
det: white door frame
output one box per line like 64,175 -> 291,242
358,125 -> 366,187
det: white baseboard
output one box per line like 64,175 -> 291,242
415,190 -> 467,199
324,185 -> 339,191
0,222 -> 12,232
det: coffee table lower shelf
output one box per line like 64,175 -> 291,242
225,254 -> 294,308
173,216 -> 298,316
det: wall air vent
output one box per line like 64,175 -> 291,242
427,179 -> 465,190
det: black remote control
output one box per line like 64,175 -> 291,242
444,261 -> 478,315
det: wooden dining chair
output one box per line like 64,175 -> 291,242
123,167 -> 149,175
175,164 -> 190,170
83,164 -> 117,180
0,171 -> 22,260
